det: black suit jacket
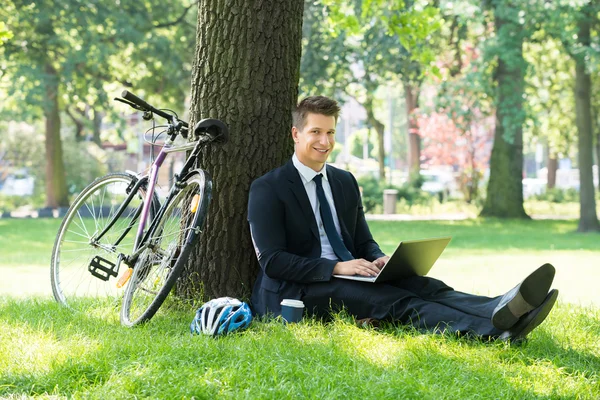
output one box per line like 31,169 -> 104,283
248,160 -> 385,317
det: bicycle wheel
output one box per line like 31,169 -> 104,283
120,170 -> 211,326
51,172 -> 157,310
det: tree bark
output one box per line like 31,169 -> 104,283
92,108 -> 102,146
44,63 -> 69,208
480,11 -> 528,218
574,17 -> 600,232
404,82 -> 420,180
180,0 -> 304,300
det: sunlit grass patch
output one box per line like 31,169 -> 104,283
0,296 -> 599,399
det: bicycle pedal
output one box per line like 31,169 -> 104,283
88,256 -> 119,281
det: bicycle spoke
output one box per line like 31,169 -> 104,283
121,176 -> 205,326
51,174 -> 149,310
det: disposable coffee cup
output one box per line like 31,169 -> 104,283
280,299 -> 304,323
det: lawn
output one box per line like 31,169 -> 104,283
0,217 -> 599,398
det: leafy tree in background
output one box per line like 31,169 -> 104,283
479,1 -> 531,218
0,0 -> 196,208
523,37 -> 576,189
302,0 -> 442,182
299,1 -> 353,98
541,0 -> 600,232
422,11 -> 495,204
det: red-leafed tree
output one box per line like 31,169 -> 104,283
417,40 -> 494,203
418,110 -> 493,203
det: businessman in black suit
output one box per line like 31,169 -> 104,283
248,96 -> 559,341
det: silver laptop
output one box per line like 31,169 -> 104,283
333,236 -> 452,283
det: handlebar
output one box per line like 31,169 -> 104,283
119,90 -> 189,129
116,89 -> 228,144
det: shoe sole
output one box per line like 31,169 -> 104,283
503,288 -> 559,343
492,263 -> 555,330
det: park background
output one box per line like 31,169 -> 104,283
1,0 -> 600,398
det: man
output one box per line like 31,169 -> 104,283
248,95 -> 558,341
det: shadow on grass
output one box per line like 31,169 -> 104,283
1,298 -> 598,398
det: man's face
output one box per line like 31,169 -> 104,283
292,112 -> 336,172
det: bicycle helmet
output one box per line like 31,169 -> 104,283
190,297 -> 252,336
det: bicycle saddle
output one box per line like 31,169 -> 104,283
194,118 -> 229,143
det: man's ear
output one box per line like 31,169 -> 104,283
291,126 -> 299,142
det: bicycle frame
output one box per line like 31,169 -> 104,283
92,129 -> 210,262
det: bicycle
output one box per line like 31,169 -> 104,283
50,90 -> 228,326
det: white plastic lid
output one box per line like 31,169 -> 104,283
280,299 -> 304,308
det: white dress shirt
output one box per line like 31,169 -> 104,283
292,153 -> 343,261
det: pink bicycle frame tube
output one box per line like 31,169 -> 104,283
133,146 -> 169,250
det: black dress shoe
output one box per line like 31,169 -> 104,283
492,263 -> 555,330
499,289 -> 559,343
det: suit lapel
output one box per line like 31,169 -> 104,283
284,161 -> 319,240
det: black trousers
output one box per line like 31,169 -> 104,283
301,276 -> 505,338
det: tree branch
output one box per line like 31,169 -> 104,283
153,1 -> 199,29
65,106 -> 86,140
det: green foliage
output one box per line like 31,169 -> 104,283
0,0 -> 196,126
300,0 -> 445,98
299,1 -> 353,97
357,174 -> 429,213
534,188 -> 580,203
523,38 -> 576,159
348,128 -> 376,159
0,21 -> 12,43
63,141 -> 107,195
0,121 -> 106,207
0,195 -> 30,212
357,175 -> 384,213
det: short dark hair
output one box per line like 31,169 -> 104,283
293,96 -> 341,131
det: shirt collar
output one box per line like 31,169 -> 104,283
292,153 -> 328,183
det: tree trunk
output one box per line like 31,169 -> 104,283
92,108 -> 102,146
574,17 -> 600,232
596,137 -> 600,194
44,64 -> 69,208
364,94 -> 386,182
404,82 -> 420,180
180,0 -> 304,300
65,107 -> 85,142
480,12 -> 528,218
547,153 -> 558,189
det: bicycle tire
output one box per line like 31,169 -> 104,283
120,170 -> 211,326
50,172 -> 158,311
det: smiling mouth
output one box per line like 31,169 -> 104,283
314,148 -> 329,153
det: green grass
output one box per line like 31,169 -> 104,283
1,217 -> 599,398
0,298 -> 598,399
0,218 -> 61,266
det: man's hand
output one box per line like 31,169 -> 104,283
373,255 -> 390,268
333,259 -> 381,277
